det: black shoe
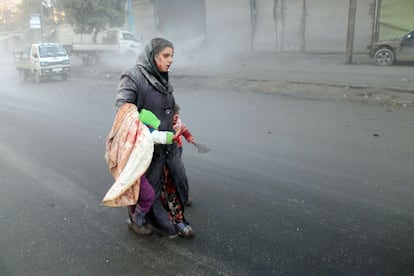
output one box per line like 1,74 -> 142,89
185,197 -> 193,207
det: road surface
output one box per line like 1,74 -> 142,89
0,63 -> 413,275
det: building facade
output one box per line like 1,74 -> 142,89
133,0 -> 413,54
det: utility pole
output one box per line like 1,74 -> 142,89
39,0 -> 44,42
202,0 -> 207,47
345,0 -> 357,64
371,0 -> 381,44
273,0 -> 283,53
301,0 -> 306,52
126,0 -> 136,34
249,0 -> 257,52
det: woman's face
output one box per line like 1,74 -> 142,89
154,47 -> 174,72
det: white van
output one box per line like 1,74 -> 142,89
13,43 -> 71,83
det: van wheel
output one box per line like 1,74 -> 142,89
124,50 -> 135,59
34,71 -> 41,83
374,48 -> 395,66
82,56 -> 90,66
19,70 -> 28,81
61,73 -> 68,81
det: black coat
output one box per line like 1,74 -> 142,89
116,66 -> 175,132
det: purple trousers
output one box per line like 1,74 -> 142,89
136,175 -> 155,213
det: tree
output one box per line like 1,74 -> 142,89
56,0 -> 126,43
15,0 -> 43,28
13,0 -> 56,30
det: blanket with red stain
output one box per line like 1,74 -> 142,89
102,103 -> 154,207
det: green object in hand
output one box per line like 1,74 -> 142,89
139,109 -> 160,129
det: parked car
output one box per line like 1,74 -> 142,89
368,29 -> 414,66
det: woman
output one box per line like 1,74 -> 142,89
116,38 -> 193,238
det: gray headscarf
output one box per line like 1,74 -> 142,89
136,38 -> 174,94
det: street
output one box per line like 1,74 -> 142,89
0,59 -> 413,275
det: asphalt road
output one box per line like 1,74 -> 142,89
0,66 -> 413,275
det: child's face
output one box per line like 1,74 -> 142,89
173,113 -> 179,124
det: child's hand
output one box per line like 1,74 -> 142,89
174,125 -> 182,133
173,131 -> 180,140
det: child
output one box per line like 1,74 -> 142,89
173,104 -> 196,157
173,104 -> 194,206
128,109 -> 174,235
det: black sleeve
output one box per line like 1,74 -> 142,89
115,73 -> 138,108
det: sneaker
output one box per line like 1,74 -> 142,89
127,207 -> 153,236
128,219 -> 153,236
185,197 -> 193,207
175,222 -> 194,238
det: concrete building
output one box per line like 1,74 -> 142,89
132,0 -> 413,54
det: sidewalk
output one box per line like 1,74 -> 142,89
71,51 -> 414,106
172,52 -> 414,92
72,51 -> 414,91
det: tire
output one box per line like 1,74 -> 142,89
124,50 -> 135,59
34,71 -> 41,83
19,69 -> 28,82
82,54 -> 97,66
374,48 -> 395,66
82,56 -> 90,66
61,73 -> 68,81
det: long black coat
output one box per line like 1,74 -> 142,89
116,65 -> 189,236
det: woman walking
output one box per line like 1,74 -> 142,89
115,38 -> 193,238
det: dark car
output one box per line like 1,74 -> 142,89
368,29 -> 414,66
